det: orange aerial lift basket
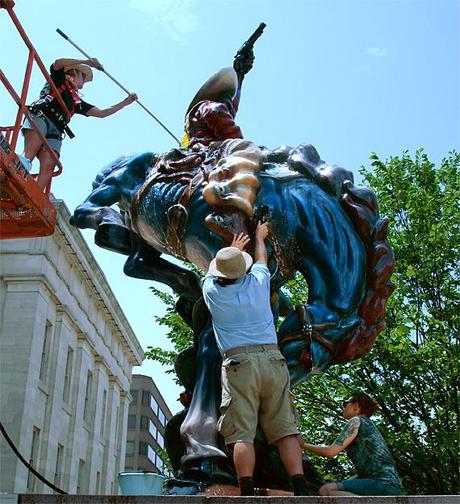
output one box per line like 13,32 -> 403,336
0,1 -> 69,239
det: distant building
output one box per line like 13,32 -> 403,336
0,199 -> 144,494
124,374 -> 173,474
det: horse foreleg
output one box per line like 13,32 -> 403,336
179,320 -> 231,470
278,259 -> 362,384
123,236 -> 202,303
71,181 -> 127,229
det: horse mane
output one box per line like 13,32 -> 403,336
92,154 -> 133,190
269,143 -> 395,365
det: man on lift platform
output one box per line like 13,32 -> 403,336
19,57 -> 137,190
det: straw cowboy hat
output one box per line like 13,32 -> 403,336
63,62 -> 93,83
186,67 -> 238,116
208,246 -> 253,279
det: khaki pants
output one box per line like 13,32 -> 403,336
217,345 -> 299,445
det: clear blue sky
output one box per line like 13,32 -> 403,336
1,0 -> 459,413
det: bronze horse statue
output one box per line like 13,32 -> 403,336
72,138 -> 395,492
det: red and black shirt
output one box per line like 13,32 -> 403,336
30,65 -> 95,133
187,100 -> 243,147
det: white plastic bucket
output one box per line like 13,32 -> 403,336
118,472 -> 166,495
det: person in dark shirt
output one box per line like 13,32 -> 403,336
20,57 -> 137,190
300,392 -> 403,496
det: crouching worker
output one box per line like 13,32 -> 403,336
202,221 -> 307,496
300,392 -> 403,496
20,57 -> 137,190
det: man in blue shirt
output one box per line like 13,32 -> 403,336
202,222 -> 307,496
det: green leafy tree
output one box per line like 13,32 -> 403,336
145,287 -> 194,369
146,150 -> 459,494
292,150 -> 459,494
144,262 -> 203,373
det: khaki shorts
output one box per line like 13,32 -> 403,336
217,346 -> 299,445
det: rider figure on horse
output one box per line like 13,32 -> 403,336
179,47 -> 264,242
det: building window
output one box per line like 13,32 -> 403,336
148,419 -> 157,440
158,410 -> 166,426
114,452 -> 119,481
54,444 -> 64,488
96,471 -> 101,494
39,321 -> 52,383
142,391 -> 149,405
77,459 -> 86,494
150,396 -> 159,415
140,415 -> 148,430
62,347 -> 74,403
114,405 -> 121,447
131,390 -> 138,405
27,427 -> 41,491
139,441 -> 148,456
127,414 -> 136,429
156,455 -> 164,471
100,390 -> 107,437
157,432 -> 164,449
126,441 -> 134,456
147,445 -> 156,465
83,371 -> 93,423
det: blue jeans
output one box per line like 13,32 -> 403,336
339,478 -> 403,496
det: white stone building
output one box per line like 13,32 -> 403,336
0,199 -> 144,494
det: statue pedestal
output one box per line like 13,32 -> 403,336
204,484 -> 293,496
14,494 -> 460,503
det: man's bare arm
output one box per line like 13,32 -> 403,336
86,93 -> 137,118
254,221 -> 269,264
300,417 -> 361,459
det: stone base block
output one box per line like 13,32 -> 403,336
15,494 -> 460,504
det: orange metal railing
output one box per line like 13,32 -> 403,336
0,1 -> 71,192
0,1 -> 69,237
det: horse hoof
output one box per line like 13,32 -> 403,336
181,456 -> 236,485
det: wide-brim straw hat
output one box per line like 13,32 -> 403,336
208,246 -> 253,279
63,63 -> 93,83
186,67 -> 238,116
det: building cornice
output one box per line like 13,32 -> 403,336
52,199 -> 144,366
1,274 -> 60,305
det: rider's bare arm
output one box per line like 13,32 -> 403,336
233,47 -> 254,113
254,221 -> 269,264
300,416 -> 360,459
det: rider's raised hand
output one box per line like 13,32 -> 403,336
231,232 -> 250,251
233,47 -> 255,76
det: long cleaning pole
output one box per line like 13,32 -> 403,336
56,28 -> 181,145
